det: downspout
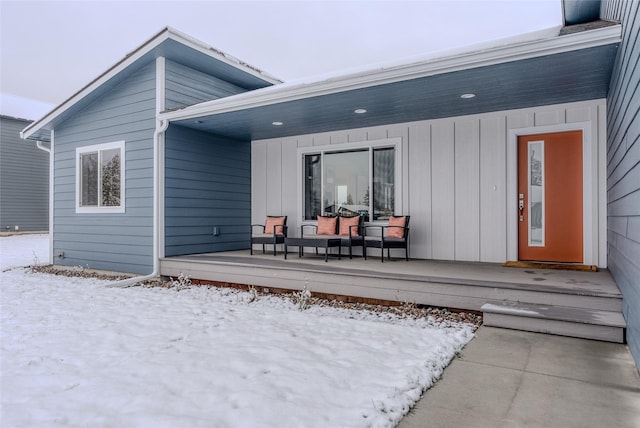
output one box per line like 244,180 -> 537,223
109,119 -> 169,288
36,141 -> 50,153
35,139 -> 54,264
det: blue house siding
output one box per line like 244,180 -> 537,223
164,125 -> 251,257
602,0 -> 640,367
52,62 -> 157,274
165,60 -> 247,110
0,116 -> 49,231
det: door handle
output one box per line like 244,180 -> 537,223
518,198 -> 525,222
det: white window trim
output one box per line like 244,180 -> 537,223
297,137 -> 403,223
76,141 -> 125,214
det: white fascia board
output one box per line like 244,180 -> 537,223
160,24 -> 622,123
164,27 -> 281,85
22,29 -> 173,141
21,27 -> 281,141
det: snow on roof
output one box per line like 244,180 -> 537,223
162,26 -> 281,84
162,23 -> 621,121
0,114 -> 34,123
282,26 -> 563,87
21,26 -> 281,141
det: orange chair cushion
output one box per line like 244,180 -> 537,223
385,216 -> 406,238
339,216 -> 360,236
264,216 -> 286,235
317,216 -> 337,235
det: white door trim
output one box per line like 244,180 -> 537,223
507,122 -> 594,265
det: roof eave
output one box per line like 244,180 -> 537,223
21,27 -> 281,141
160,24 -> 621,124
163,27 -> 281,85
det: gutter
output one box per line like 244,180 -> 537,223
21,27 -> 281,142
108,119 -> 169,288
35,141 -> 50,153
159,24 -> 622,123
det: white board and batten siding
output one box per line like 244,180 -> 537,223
252,99 -> 608,265
53,62 -> 157,274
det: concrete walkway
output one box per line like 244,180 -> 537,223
398,327 -> 640,428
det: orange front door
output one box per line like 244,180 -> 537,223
517,131 -> 583,262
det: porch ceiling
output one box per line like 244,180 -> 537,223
170,42 -> 619,141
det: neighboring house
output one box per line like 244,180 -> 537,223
1,115 -> 49,232
21,0 -> 639,368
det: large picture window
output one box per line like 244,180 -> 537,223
76,141 -> 125,213
302,141 -> 397,222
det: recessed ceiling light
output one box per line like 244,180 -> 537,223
354,108 -> 367,114
272,121 -> 284,126
460,93 -> 476,99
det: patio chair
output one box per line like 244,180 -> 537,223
364,215 -> 410,262
251,216 -> 287,256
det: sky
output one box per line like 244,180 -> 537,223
0,0 -> 563,120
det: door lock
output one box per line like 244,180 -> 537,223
518,198 -> 525,222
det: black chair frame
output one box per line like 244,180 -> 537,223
250,216 -> 288,256
363,215 -> 410,262
301,215 -> 365,259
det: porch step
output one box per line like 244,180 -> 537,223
481,301 -> 626,343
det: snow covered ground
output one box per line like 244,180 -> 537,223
1,234 -> 475,427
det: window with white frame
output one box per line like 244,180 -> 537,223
302,139 -> 399,222
76,141 -> 125,213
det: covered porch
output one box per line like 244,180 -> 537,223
160,250 -> 626,343
157,22 -> 624,344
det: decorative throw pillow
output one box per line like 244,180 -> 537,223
264,216 -> 285,235
317,216 -> 337,235
339,216 -> 360,236
385,216 -> 406,238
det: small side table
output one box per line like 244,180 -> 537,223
284,237 -> 342,262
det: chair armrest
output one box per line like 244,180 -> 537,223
269,224 -> 287,236
384,225 -> 409,239
251,224 -> 265,234
254,223 -> 287,235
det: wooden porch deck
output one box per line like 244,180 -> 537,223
160,249 -> 626,342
